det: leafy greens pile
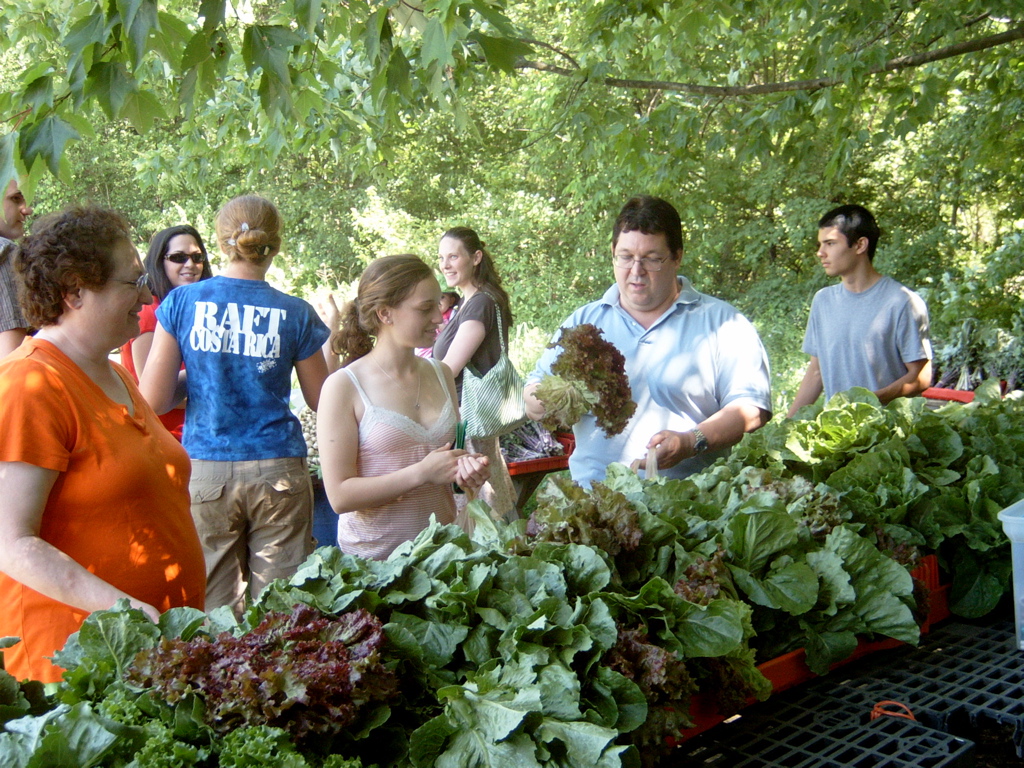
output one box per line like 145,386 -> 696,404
126,604 -> 396,744
2,383 -> 1022,767
535,324 -> 636,437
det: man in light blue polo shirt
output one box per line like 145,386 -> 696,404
524,195 -> 772,485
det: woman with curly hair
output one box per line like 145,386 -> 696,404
0,206 -> 206,683
119,224 -> 213,440
141,195 -> 330,615
318,255 -> 489,559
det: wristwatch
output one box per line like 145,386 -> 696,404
690,428 -> 709,455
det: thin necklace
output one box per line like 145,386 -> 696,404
371,355 -> 421,410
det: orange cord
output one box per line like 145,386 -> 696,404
870,700 -> 917,721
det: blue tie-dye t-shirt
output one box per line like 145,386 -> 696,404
156,275 -> 329,461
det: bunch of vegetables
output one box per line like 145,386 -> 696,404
298,405 -> 321,476
3,383 -> 1022,767
126,605 -> 397,745
500,421 -> 566,463
534,324 -> 636,437
932,315 -> 1024,392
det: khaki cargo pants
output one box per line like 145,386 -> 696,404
190,457 -> 314,616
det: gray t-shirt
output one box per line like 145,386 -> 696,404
0,237 -> 27,333
803,275 -> 931,401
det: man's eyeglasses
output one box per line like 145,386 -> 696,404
166,251 -> 206,264
114,273 -> 151,291
612,254 -> 670,272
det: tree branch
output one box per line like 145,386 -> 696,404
516,24 -> 1024,97
518,37 -> 580,70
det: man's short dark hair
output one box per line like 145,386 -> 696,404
613,195 -> 684,256
818,204 -> 880,261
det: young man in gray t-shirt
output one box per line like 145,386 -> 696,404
787,204 -> 931,417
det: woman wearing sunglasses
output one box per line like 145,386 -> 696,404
119,225 -> 213,440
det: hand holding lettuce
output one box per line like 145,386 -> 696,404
534,324 -> 636,437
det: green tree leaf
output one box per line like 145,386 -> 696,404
120,90 -> 168,133
20,117 -> 80,177
242,25 -> 303,84
198,0 -> 225,32
467,32 -> 532,74
85,61 -> 137,119
122,0 -> 160,71
294,0 -> 324,36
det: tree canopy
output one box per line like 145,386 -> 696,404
2,0 -> 1023,409
2,1 -> 1022,193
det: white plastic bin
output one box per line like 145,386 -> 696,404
996,497 -> 1024,650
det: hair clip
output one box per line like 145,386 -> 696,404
228,222 -> 250,247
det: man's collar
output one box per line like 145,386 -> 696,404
675,276 -> 701,304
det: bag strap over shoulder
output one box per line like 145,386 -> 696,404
479,290 -> 508,355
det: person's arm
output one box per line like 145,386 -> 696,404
874,358 -> 931,404
0,328 -> 26,359
0,461 -> 160,622
787,356 -> 823,417
643,402 -> 770,470
317,371 -> 470,513
131,330 -> 186,412
295,349 -> 329,411
317,294 -> 341,374
439,319 -> 486,378
130,331 -> 155,375
138,324 -> 186,415
524,381 -> 546,421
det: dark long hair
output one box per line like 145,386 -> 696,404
145,225 -> 213,300
441,226 -> 512,326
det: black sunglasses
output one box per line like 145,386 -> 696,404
165,251 -> 206,264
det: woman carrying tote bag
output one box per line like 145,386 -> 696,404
433,227 -> 522,522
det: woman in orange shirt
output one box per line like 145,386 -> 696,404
0,207 -> 206,683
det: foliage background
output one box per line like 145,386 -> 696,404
2,0 -> 1023,413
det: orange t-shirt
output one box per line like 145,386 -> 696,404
0,339 -> 206,683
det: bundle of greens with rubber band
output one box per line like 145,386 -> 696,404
535,323 -> 636,437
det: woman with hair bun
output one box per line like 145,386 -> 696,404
433,227 -> 517,521
141,195 -> 330,615
317,254 -> 489,560
119,224 -> 213,440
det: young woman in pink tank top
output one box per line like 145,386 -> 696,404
316,255 -> 489,560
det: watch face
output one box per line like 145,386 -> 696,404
693,429 -> 709,454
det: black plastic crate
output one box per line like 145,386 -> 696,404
674,711 -> 975,767
844,621 -> 1024,757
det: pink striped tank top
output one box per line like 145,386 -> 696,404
336,358 -> 457,559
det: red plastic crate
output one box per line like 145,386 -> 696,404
506,434 -> 574,476
929,584 -> 952,625
922,387 -> 975,404
676,555 -> 945,741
